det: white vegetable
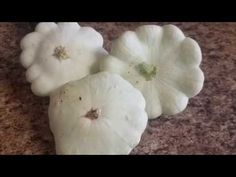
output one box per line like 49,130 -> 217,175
49,72 -> 148,155
100,25 -> 204,119
20,22 -> 107,96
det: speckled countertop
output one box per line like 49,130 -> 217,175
0,22 -> 235,155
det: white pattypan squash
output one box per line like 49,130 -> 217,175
100,25 -> 204,119
20,22 -> 107,96
49,72 -> 148,155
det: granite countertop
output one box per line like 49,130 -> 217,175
0,22 -> 235,155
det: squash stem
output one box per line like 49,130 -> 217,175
137,62 -> 157,81
53,46 -> 70,60
85,108 -> 101,120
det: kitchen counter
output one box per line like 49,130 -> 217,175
0,22 -> 235,154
